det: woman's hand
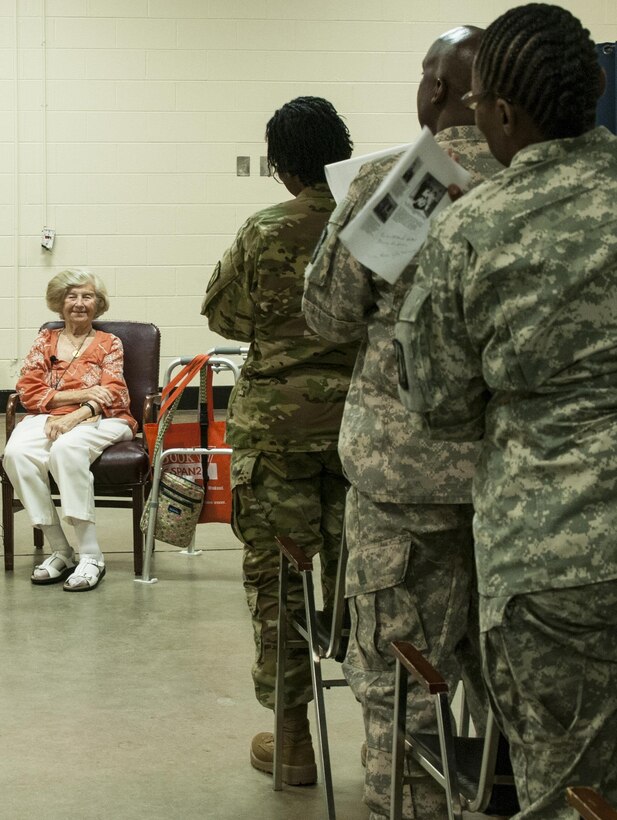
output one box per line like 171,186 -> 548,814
44,412 -> 83,441
78,386 -> 113,406
445,149 -> 465,203
49,385 -> 112,410
448,184 -> 464,203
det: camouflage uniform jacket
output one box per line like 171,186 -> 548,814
201,183 -> 358,453
400,127 -> 617,605
303,126 -> 501,503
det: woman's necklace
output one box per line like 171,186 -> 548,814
63,328 -> 91,359
52,329 -> 93,390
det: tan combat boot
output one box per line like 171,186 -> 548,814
250,704 -> 317,785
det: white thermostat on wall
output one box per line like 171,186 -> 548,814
41,227 -> 55,251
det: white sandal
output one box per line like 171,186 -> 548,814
63,557 -> 106,592
31,551 -> 76,585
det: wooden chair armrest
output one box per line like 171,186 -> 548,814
275,535 -> 312,573
567,787 -> 617,820
6,393 -> 21,440
142,392 -> 161,426
390,640 -> 449,695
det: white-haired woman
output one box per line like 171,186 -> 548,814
3,269 -> 136,590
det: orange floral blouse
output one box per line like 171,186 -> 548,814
17,328 -> 137,436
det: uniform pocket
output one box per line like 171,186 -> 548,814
346,535 -> 410,597
345,535 -> 429,667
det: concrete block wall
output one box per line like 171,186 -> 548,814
1,0 -> 615,388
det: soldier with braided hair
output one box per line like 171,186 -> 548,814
202,96 -> 357,787
473,3 -> 601,142
265,96 -> 354,187
397,4 -> 617,818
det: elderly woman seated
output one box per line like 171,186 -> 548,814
3,268 -> 137,591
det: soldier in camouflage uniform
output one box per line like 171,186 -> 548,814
303,28 -> 502,820
201,97 -> 357,786
396,6 -> 617,818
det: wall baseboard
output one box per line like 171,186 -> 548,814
0,386 -> 232,415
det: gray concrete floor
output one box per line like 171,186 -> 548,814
1,411 -> 486,820
1,506 -> 370,820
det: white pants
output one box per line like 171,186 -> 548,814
3,414 -> 132,527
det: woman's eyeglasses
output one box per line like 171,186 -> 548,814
461,89 -> 513,110
461,90 -> 490,110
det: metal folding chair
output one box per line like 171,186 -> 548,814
138,346 -> 247,584
390,639 -> 519,820
273,530 -> 350,820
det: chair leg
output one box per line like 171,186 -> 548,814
2,478 -> 15,571
391,657 -> 408,820
273,553 -> 289,791
132,486 -> 144,576
303,571 -> 336,820
435,692 -> 464,820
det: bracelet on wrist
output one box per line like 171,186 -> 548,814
81,401 -> 97,417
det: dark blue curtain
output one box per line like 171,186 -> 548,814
596,43 -> 616,134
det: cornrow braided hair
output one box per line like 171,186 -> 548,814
475,4 -> 602,139
266,96 -> 353,186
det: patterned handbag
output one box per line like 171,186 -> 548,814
144,469 -> 204,548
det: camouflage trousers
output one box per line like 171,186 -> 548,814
342,487 -> 482,820
482,580 -> 617,819
231,448 -> 347,711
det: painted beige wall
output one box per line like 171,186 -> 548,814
1,0 -> 615,387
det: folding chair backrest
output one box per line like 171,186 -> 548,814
469,708 -> 519,815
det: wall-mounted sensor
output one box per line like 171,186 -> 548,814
41,227 -> 55,250
236,156 -> 250,176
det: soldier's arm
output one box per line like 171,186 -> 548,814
396,228 -> 488,441
303,169 -> 380,343
201,219 -> 258,342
